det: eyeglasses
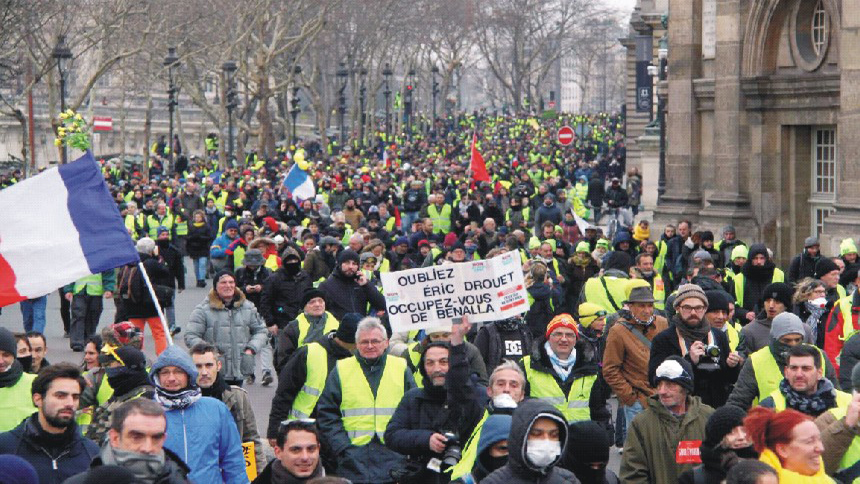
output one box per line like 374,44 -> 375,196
679,305 -> 707,313
549,331 -> 577,340
357,339 -> 385,347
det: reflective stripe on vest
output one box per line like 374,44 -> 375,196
522,355 -> 596,422
289,342 -> 329,420
427,204 -> 452,234
175,217 -> 188,236
297,312 -> 340,347
829,403 -> 860,470
768,387 -> 851,412
338,356 -> 407,446
449,410 -> 489,479
74,274 -> 105,296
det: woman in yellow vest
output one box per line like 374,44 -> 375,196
745,406 -> 832,483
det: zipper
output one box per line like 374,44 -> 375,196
182,409 -> 188,462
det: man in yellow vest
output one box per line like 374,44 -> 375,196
759,344 -> 850,415
522,313 -> 600,423
272,288 -> 336,372
727,313 -> 838,410
426,192 -> 453,235
267,314 -> 360,445
385,318 -> 485,483
316,317 -> 415,483
64,270 -> 116,352
0,328 -> 37,432
634,252 -> 665,310
816,364 -> 860,478
580,254 -> 630,314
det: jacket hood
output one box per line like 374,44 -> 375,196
603,251 -> 632,272
690,275 -> 725,292
477,414 -> 513,457
612,230 -> 633,249
507,399 -> 568,476
249,237 -> 276,251
149,344 -> 198,386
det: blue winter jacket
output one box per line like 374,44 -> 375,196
163,397 -> 249,484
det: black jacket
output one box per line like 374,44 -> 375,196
318,267 -> 386,321
525,282 -> 562,339
267,335 -> 353,439
474,321 -> 534,372
647,318 -> 739,408
251,459 -> 322,484
0,415 -> 99,484
186,222 -> 214,259
384,343 -> 484,484
235,266 -> 273,309
260,268 -> 312,328
788,250 -> 820,284
122,253 -> 173,318
480,400 -> 579,484
63,447 -> 191,484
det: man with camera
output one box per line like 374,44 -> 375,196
647,284 -> 739,407
384,317 -> 485,484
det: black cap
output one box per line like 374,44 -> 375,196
0,328 -> 16,356
704,405 -> 747,447
704,290 -> 731,313
814,257 -> 840,279
301,288 -> 325,308
762,282 -> 793,308
337,249 -> 360,265
335,313 -> 363,344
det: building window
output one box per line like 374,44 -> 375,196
812,0 -> 828,56
812,206 -> 835,237
813,128 -> 836,196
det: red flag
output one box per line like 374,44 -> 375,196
470,133 -> 490,182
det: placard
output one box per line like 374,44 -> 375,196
381,250 -> 529,332
242,442 -> 258,480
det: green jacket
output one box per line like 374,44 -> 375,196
620,394 -> 714,484
221,385 -> 266,472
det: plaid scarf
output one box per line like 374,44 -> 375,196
155,384 -> 202,410
778,378 -> 836,417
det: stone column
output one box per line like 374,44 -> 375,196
653,0 -> 702,224
821,0 -> 860,254
699,0 -> 755,222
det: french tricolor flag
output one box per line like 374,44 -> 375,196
0,151 -> 139,307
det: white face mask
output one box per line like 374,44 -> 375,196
492,393 -> 518,410
526,439 -> 561,468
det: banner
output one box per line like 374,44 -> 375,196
242,442 -> 258,480
381,250 -> 529,333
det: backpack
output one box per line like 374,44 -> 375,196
117,264 -> 145,303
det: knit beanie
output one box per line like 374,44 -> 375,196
722,225 -> 736,236
577,302 -> 606,328
335,313 -> 363,344
337,249 -> 360,265
575,241 -> 590,253
0,455 -> 38,484
301,289 -> 326,308
814,257 -> 840,279
0,328 -> 17,356
704,290 -> 731,313
224,219 -> 240,232
692,249 -> 712,261
731,245 -> 749,260
99,346 -> 146,370
443,232 -> 458,249
545,313 -> 579,340
762,282 -> 793,309
566,420 -> 611,463
770,312 -> 806,341
704,405 -> 747,446
654,355 -> 695,393
673,284 -> 709,309
212,270 -> 235,288
841,238 -> 859,256
701,231 -> 715,242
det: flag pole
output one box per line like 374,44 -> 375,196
136,261 -> 174,347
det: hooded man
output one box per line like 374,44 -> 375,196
0,328 -> 37,432
480,400 -> 577,484
727,312 -> 837,410
460,414 -> 513,483
788,236 -> 822,284
739,282 -> 813,355
64,399 -> 191,484
648,284 -> 739,407
621,356 -> 714,484
677,405 -> 757,484
149,345 -> 248,483
85,346 -> 153,444
565,241 -> 600,314
318,249 -> 386,320
731,243 -> 785,321
559,420 -> 620,484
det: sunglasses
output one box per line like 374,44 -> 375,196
582,310 -> 608,319
279,418 -> 317,434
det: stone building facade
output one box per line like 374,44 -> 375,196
644,0 -> 858,265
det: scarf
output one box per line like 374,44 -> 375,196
201,372 -> 229,401
106,366 -> 150,397
674,315 -> 711,347
0,360 -> 24,388
633,224 -> 650,242
544,341 -> 576,381
778,379 -> 836,417
102,444 -> 166,484
572,253 -> 591,267
618,309 -> 654,327
759,448 -> 832,483
154,385 -> 202,410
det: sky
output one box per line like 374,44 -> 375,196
611,0 -> 637,14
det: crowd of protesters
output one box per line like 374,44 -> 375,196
2,111 -> 860,483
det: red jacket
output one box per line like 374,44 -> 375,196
823,292 -> 860,371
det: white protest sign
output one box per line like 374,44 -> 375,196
381,250 -> 529,333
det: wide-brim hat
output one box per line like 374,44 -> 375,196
625,285 -> 656,304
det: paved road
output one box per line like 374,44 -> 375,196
0,258 -> 622,473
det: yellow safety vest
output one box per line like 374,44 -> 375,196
574,183 -> 588,201
427,204 -> 452,234
733,269 -> 785,308
828,403 -> 860,471
767,386 -> 852,412
653,274 -> 666,311
522,355 -> 596,422
208,191 -> 229,212
146,213 -> 174,239
73,274 -> 105,296
175,216 -> 188,236
583,276 -> 629,313
296,312 -> 340,347
124,214 -> 139,240
289,342 -> 329,420
406,342 -> 424,389
338,355 -> 407,446
726,322 -> 741,352
750,345 -> 828,405
449,410 -> 489,480
654,240 -> 668,276
0,373 -> 37,432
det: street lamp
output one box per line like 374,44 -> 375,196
290,64 -> 302,146
383,63 -> 392,140
337,61 -> 349,148
657,42 -> 668,200
358,67 -> 367,148
431,65 -> 439,138
404,68 -> 415,140
163,47 -> 180,173
222,60 -> 238,164
52,35 -> 72,164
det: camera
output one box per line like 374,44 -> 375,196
704,345 -> 721,358
440,431 -> 462,470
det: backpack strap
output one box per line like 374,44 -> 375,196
600,276 -> 621,312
